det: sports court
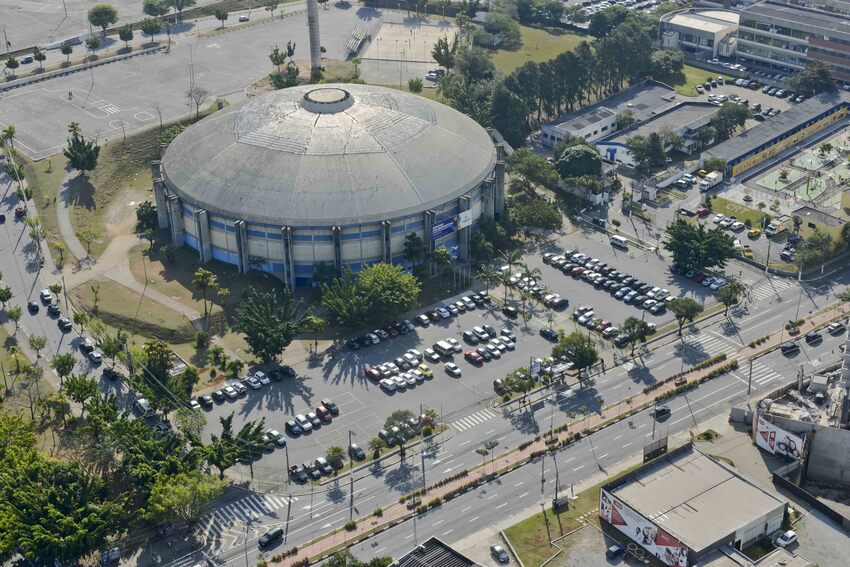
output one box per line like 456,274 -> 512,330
756,167 -> 804,191
361,20 -> 457,63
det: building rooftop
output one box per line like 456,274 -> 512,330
545,81 -> 678,136
701,546 -> 812,567
703,92 -> 848,166
160,84 -> 495,226
793,205 -> 845,227
607,447 -> 787,552
391,537 -> 480,567
667,12 -> 738,34
743,1 -> 850,32
608,102 -> 719,144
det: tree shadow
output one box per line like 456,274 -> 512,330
326,479 -> 347,503
383,460 -> 418,494
673,337 -> 709,366
357,6 -> 382,20
61,174 -> 96,211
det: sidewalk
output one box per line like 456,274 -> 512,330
268,299 -> 850,566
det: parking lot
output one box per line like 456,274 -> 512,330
197,293 -> 571,486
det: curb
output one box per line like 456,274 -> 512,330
0,45 -> 166,92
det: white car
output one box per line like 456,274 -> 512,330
295,414 -> 313,432
444,362 -> 462,376
254,371 -> 271,385
490,337 -> 508,352
436,307 -> 451,319
485,344 -> 501,358
379,379 -> 397,392
719,217 -> 734,228
712,214 -> 724,224
402,353 -> 418,366
424,348 -> 441,362
88,351 -> 103,365
410,369 -> 425,382
710,278 -> 727,290
702,276 -> 716,287
447,337 -> 462,353
730,221 -> 746,232
391,375 -> 408,389
39,289 -> 53,304
775,530 -> 797,548
473,326 -> 490,341
407,348 -> 423,361
245,375 -> 263,390
578,311 -> 596,325
223,386 -> 239,399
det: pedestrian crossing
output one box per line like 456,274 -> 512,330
451,408 -> 497,432
684,332 -> 738,357
747,360 -> 785,389
750,279 -> 793,302
198,492 -> 295,550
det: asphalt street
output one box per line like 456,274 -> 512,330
183,330 -> 844,567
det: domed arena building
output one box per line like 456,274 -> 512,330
152,84 -> 506,286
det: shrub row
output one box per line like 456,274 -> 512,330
442,479 -> 483,503
291,558 -> 309,567
344,520 -> 357,531
428,497 -> 442,508
655,382 -> 697,402
518,440 -> 534,451
645,358 -> 739,396
690,353 -> 727,372
269,547 -> 298,562
401,469 -> 469,502
748,335 -> 770,348
374,507 -> 383,517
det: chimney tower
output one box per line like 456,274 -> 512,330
306,0 -> 322,70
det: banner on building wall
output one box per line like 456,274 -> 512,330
600,489 -> 689,566
431,219 -> 456,240
754,415 -> 803,460
457,209 -> 473,229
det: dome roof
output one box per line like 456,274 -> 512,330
161,84 -> 496,226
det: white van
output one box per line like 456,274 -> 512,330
610,235 -> 629,249
133,398 -> 154,417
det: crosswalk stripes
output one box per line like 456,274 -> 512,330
748,360 -> 784,388
103,104 -> 120,114
200,493 -> 295,550
684,333 -> 738,357
751,279 -> 793,302
451,408 -> 497,432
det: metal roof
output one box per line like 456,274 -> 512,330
608,102 -> 719,143
743,1 -> 850,34
161,84 -> 496,226
391,537 -> 481,567
703,92 -> 848,164
609,448 -> 786,552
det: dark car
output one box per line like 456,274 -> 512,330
197,395 -> 214,408
321,398 -> 340,416
27,300 -> 39,314
613,334 -> 630,347
47,302 -> 61,316
539,328 -> 558,341
650,405 -> 671,419
58,317 -> 72,332
211,390 -> 226,402
781,342 -> 800,355
606,544 -> 626,559
103,367 -> 121,381
804,332 -> 822,345
348,443 -> 366,460
285,419 -> 302,436
258,528 -> 284,548
503,305 -> 518,318
553,297 -> 569,309
288,464 -> 308,483
345,339 -> 360,350
0,213 -> 5,224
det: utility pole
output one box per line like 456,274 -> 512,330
348,429 -> 355,520
747,358 -> 754,397
242,522 -> 249,567
61,274 -> 69,312
539,450 -> 546,495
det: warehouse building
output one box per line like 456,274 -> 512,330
600,444 -> 788,566
702,91 -> 849,178
596,102 -> 719,168
154,84 -> 504,287
540,81 -> 678,147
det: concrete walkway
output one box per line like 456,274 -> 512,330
56,171 -> 90,263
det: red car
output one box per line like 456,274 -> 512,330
596,321 -> 612,333
696,207 -> 710,218
693,272 -> 707,283
427,310 -> 441,322
365,367 -> 381,381
571,267 -> 586,277
464,350 -> 484,364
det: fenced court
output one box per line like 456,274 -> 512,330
361,20 -> 457,62
793,148 -> 837,171
827,162 -> 850,183
794,177 -> 826,201
756,168 -> 804,191
822,192 -> 843,208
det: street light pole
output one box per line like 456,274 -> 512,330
348,429 -> 355,520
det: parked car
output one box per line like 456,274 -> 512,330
781,342 -> 800,356
294,414 -> 313,432
804,332 -> 822,344
285,419 -> 302,435
444,362 -> 462,376
288,464 -> 308,483
315,457 -> 333,475
775,530 -> 797,548
490,544 -> 510,563
349,443 -> 366,460
827,322 -> 847,335
539,328 -> 558,341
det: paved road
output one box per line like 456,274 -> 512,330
175,330 -> 844,567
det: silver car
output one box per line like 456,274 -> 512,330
294,414 -> 313,432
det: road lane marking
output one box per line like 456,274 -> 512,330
564,457 -> 575,464
622,443 -> 632,448
496,502 -> 508,509
519,492 -> 529,498
486,429 -> 495,434
442,529 -> 453,536
405,534 -> 413,540
598,453 -> 608,459
470,516 -> 480,522
459,440 -> 472,446
573,465 -> 584,471
432,520 -> 444,526
461,506 -> 472,512
488,493 -> 499,500
638,423 -> 647,429
613,434 -> 623,440
515,481 -> 524,487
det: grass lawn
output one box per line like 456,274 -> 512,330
710,196 -> 771,228
672,64 -> 733,97
69,277 -> 196,343
382,83 -> 440,101
696,429 -> 721,441
17,151 -> 71,266
491,25 -> 585,75
504,461 -> 645,566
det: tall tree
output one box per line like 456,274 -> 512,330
63,125 -> 100,176
140,18 -> 162,42
788,60 -> 836,97
64,374 -> 99,417
716,285 -> 739,317
668,297 -> 703,336
358,263 -> 421,320
214,9 -> 228,28
50,353 -> 77,386
143,470 -> 226,526
28,335 -> 47,358
490,82 -> 530,149
192,267 -> 220,323
135,200 -> 158,235
61,42 -> 73,63
32,47 -> 46,70
621,316 -> 652,355
88,4 -> 118,32
321,268 -> 374,327
265,0 -> 280,17
118,24 -> 134,50
172,0 -> 196,19
555,145 -> 602,179
235,286 -> 310,363
552,331 -> 598,382
431,36 -> 456,71
663,221 -> 735,271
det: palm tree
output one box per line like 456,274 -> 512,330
326,446 -> 346,470
368,437 -> 384,459
476,264 -> 500,293
498,249 -> 521,302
